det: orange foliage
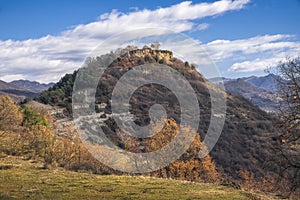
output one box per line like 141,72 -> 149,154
118,118 -> 219,182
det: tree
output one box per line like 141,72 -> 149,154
22,107 -> 57,167
150,42 -> 160,50
269,57 -> 300,197
0,95 -> 23,136
276,57 -> 300,140
0,95 -> 23,154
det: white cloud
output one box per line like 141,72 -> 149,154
202,34 -> 300,73
228,47 -> 300,72
0,0 -> 251,83
229,58 -> 278,72
0,74 -> 26,82
197,23 -> 210,30
205,34 -> 295,60
63,0 -> 251,38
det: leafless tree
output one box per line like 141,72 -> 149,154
268,57 -> 300,197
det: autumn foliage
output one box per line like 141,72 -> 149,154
118,118 -> 219,182
0,95 -> 219,183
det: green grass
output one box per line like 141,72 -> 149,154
0,156 -> 268,200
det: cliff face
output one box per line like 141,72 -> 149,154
129,48 -> 173,60
37,47 -> 277,180
117,48 -> 174,67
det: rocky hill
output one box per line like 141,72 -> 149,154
37,47 -> 277,180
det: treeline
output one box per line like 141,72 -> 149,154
36,72 -> 77,114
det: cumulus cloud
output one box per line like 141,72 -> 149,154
203,34 -> 300,73
205,34 -> 295,60
0,0 -> 251,83
229,48 -> 300,72
65,0 -> 250,39
229,58 -> 279,72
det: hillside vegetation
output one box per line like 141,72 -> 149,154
0,95 -> 220,183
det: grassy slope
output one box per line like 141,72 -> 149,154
0,156 -> 270,200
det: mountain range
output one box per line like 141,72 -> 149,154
242,74 -> 281,92
210,73 -> 282,92
10,80 -> 54,92
209,74 -> 283,112
0,80 -> 54,102
1,70 -> 281,112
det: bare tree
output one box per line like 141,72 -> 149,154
269,57 -> 300,197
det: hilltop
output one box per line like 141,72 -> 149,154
37,46 -> 278,181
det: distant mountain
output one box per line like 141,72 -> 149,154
241,74 -> 282,92
0,80 -> 39,102
10,80 -> 54,92
208,77 -> 233,84
224,78 -> 280,112
209,74 -> 283,112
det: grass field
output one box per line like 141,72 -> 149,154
0,156 -> 272,200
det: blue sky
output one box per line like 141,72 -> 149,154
0,0 -> 299,83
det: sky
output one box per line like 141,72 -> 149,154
0,0 -> 299,83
